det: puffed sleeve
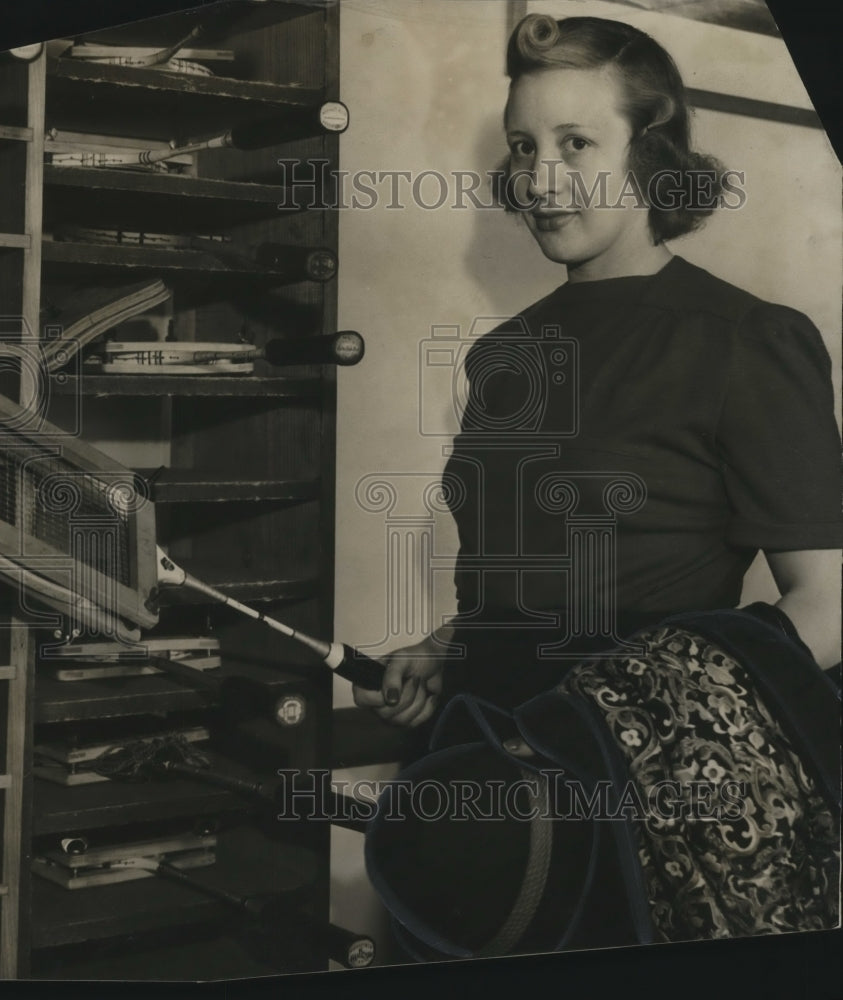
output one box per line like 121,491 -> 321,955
715,302 -> 842,550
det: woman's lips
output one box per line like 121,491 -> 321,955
532,210 -> 579,232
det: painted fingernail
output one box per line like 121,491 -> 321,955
503,737 -> 535,759
385,688 -> 400,706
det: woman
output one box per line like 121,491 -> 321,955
357,13 -> 841,954
354,12 -> 841,726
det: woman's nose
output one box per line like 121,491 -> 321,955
527,157 -> 560,199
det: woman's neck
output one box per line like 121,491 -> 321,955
565,238 -> 673,285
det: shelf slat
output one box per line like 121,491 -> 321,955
35,660 -> 310,724
43,165 -> 299,232
46,58 -> 325,142
33,734 -> 310,835
0,125 -> 34,142
74,1 -> 323,48
47,58 -> 319,106
33,772 -> 248,836
31,828 -> 320,949
42,238 -> 307,279
138,470 -> 320,504
0,233 -> 30,249
54,374 -> 320,398
35,673 -> 212,725
32,929 -> 290,981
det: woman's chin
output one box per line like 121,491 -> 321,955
523,225 -> 581,266
533,239 -> 581,267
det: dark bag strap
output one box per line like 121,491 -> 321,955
431,691 -> 655,948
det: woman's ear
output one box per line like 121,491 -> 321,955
643,97 -> 676,135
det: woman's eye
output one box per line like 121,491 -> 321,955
563,136 -> 589,153
510,139 -> 534,158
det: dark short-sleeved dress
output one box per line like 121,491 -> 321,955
441,254 -> 842,706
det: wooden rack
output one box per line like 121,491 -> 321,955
0,0 -> 344,979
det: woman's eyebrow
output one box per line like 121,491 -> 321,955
506,122 -> 588,135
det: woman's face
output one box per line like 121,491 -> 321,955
505,66 -> 653,279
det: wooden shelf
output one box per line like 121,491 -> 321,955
75,0 -> 323,47
46,58 -> 325,142
5,0 -> 340,980
53,374 -> 320,398
36,673 -> 210,724
43,165 -> 300,233
33,770 -> 252,836
138,470 -> 320,504
31,827 -> 320,949
0,233 -> 30,249
33,929 -> 291,981
0,125 -> 34,142
41,238 -> 312,281
35,661 -> 310,724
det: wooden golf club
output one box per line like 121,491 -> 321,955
105,857 -> 376,968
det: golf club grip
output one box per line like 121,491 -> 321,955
162,761 -> 263,798
235,896 -> 375,967
333,645 -> 386,690
324,923 -> 376,969
228,101 -> 348,149
263,331 -> 364,367
154,859 -> 246,909
255,244 -> 337,282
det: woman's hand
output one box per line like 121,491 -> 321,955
352,630 -> 451,728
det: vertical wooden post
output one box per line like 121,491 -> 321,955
0,50 -> 46,980
19,54 -> 46,411
0,624 -> 33,979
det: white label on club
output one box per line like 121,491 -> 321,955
276,695 -> 306,726
347,938 -> 375,967
320,102 -> 349,133
335,334 -> 362,361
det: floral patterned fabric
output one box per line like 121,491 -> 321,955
555,625 -> 840,940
